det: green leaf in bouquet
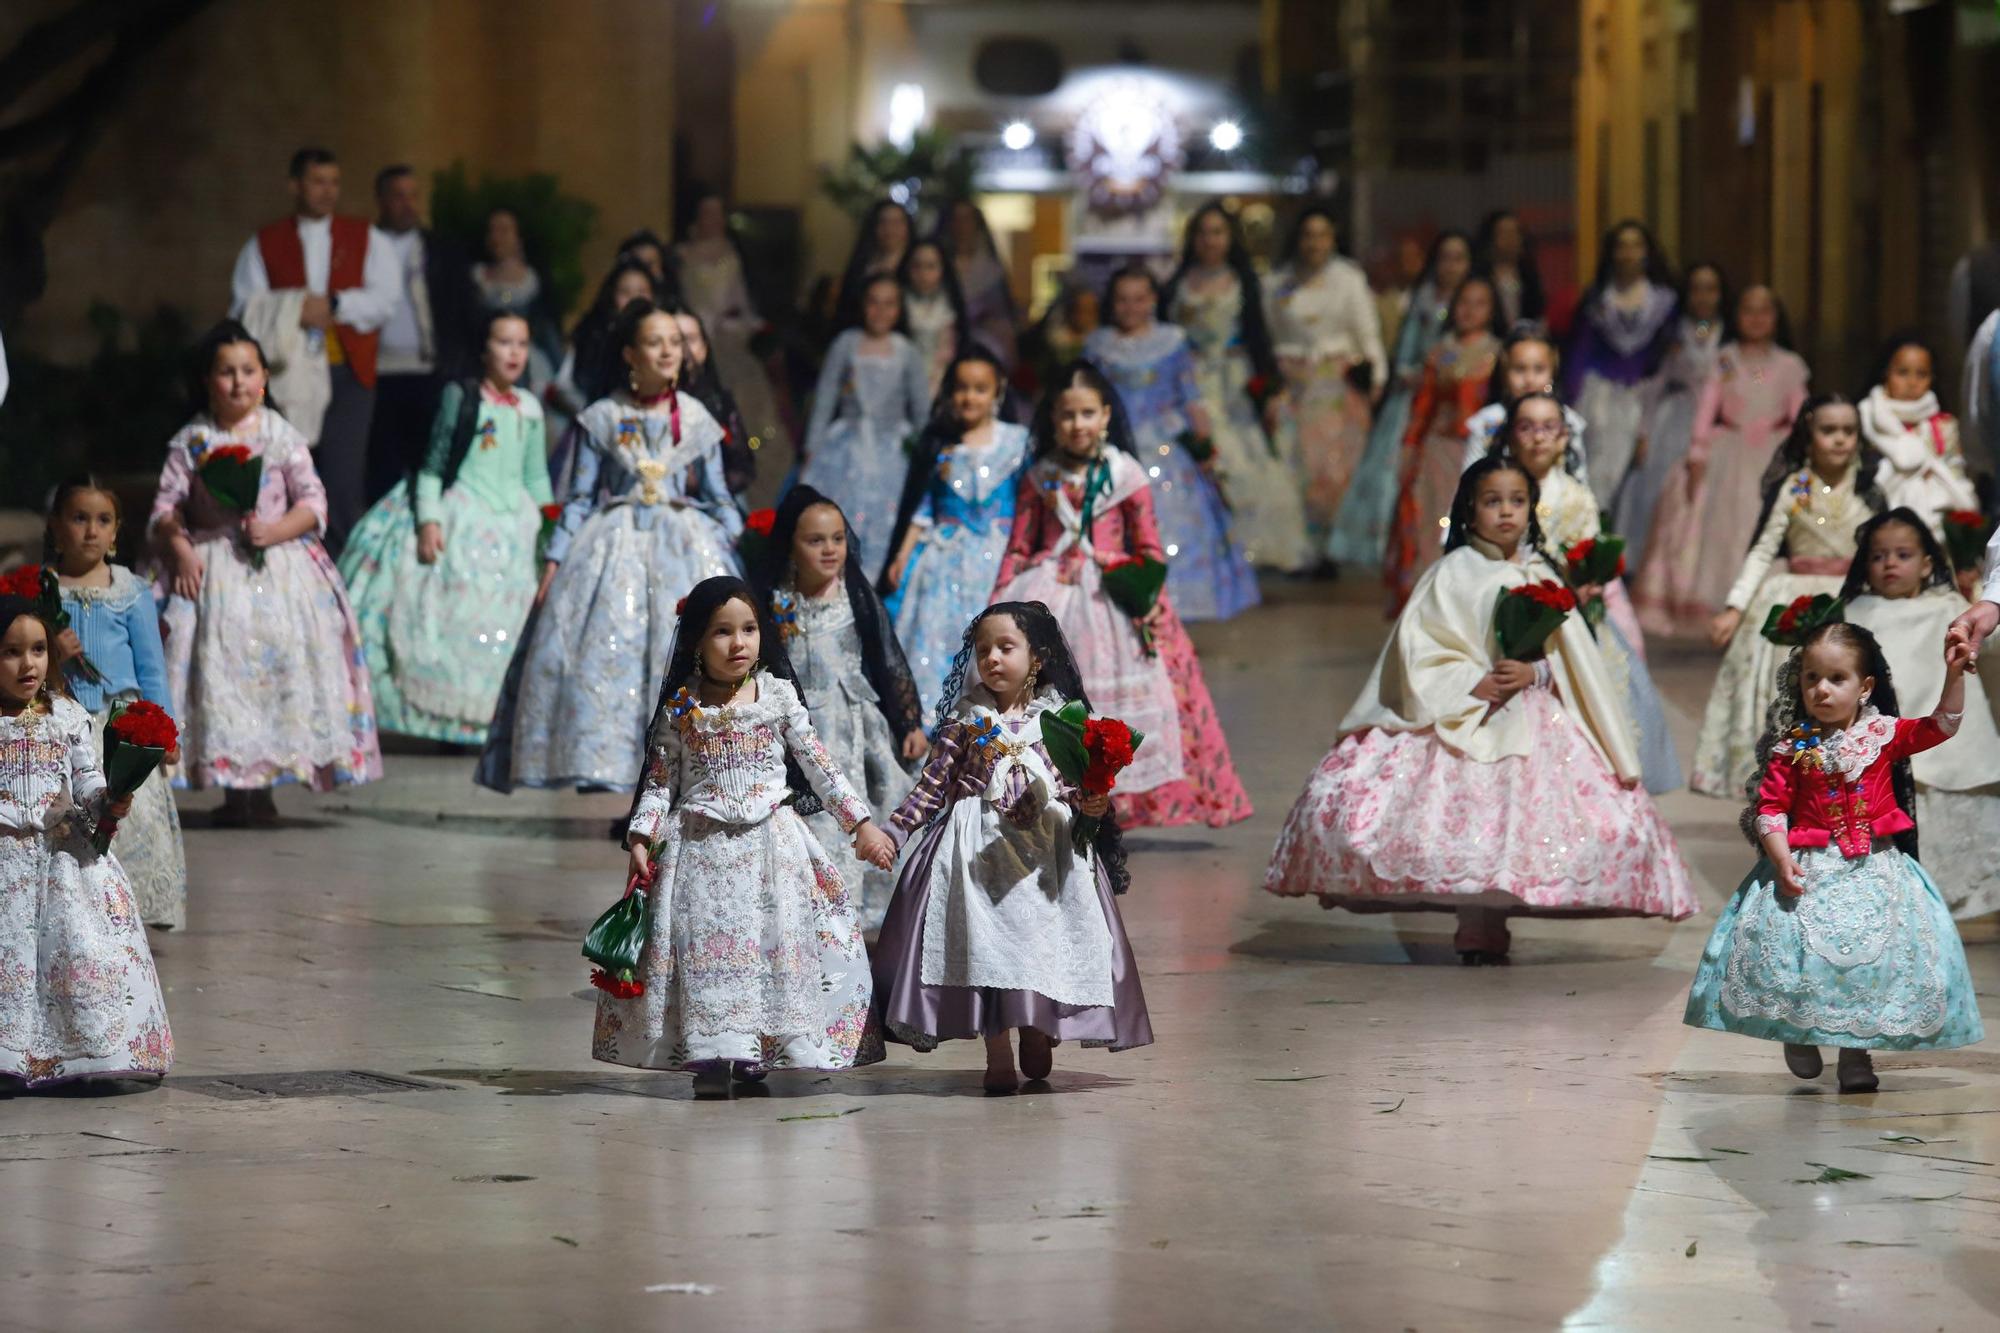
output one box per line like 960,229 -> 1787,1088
1100,556 -> 1169,621
1760,593 -> 1845,647
1037,700 -> 1091,785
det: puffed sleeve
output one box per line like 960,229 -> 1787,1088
149,431 -> 195,536
626,722 -> 680,846
1889,710 -> 1962,761
994,470 -> 1043,585
413,382 -> 464,526
1345,263 -> 1388,389
521,397 -> 554,506
1120,482 -> 1169,563
1754,750 -> 1795,842
1170,341 -> 1201,415
275,431 -> 330,535
67,706 -> 109,819
681,397 -> 742,539
544,412 -> 604,565
805,332 -> 852,457
779,683 -> 869,832
1724,489 -> 1794,612
885,720 -> 967,847
125,590 -> 172,713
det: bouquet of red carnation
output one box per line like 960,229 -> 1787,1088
196,443 -> 267,570
1561,532 -> 1627,627
1761,592 -> 1844,647
92,700 -> 178,854
536,503 -> 563,562
737,506 -> 778,567
0,564 -> 104,684
1941,509 -> 1995,576
583,869 -> 652,999
1494,580 -> 1576,662
1099,553 -> 1170,657
1038,700 -> 1145,856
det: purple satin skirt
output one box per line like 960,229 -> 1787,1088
872,820 -> 1154,1052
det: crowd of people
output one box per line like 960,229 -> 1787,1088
7,141 -> 2000,1101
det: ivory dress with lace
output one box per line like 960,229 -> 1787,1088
1684,705 -> 1984,1050
591,671 -> 885,1074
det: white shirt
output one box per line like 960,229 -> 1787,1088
374,227 -> 433,374
228,214 -> 402,347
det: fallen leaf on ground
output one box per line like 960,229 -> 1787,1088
1685,1240 -> 1697,1258
552,1236 -> 579,1247
1255,1074 -> 1329,1083
1648,1155 -> 1715,1163
1375,1098 -> 1405,1114
776,1108 -> 864,1122
1794,1163 -> 1872,1184
452,1174 -> 535,1183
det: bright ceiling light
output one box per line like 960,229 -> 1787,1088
888,83 -> 926,149
1208,120 -> 1244,153
1001,120 -> 1035,152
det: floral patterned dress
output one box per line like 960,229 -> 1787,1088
592,671 -> 885,1075
0,696 -> 174,1087
1328,282 -> 1446,566
1385,333 -> 1499,613
1264,258 -> 1388,545
153,409 -> 382,791
338,381 -> 554,743
995,450 -> 1252,829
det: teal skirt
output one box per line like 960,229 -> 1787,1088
1685,846 -> 1985,1050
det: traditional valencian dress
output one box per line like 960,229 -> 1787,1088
153,409 -> 382,791
1684,703 -> 1984,1052
994,448 -> 1252,829
1565,279 -> 1678,508
1263,256 -> 1388,547
799,329 -> 930,574
1329,279 -> 1445,566
1084,324 -> 1260,621
1690,466 -> 1875,798
1614,314 -> 1724,569
480,389 -> 740,792
871,684 -> 1153,1052
886,422 -> 1030,721
591,670 -> 885,1075
0,695 -> 174,1087
1861,386 -> 1977,538
59,565 -> 187,929
1385,331 -> 1499,611
338,379 -> 553,743
1264,538 -> 1698,922
1847,586 -> 2000,918
1632,345 -> 1810,638
776,577 -> 924,929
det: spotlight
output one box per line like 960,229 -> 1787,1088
1001,120 -> 1035,152
1209,120 -> 1244,153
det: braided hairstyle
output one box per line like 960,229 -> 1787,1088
1444,453 -> 1547,559
1839,507 -> 1954,603
933,601 -> 1130,894
1739,620 -> 1918,859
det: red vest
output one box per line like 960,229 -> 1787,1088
256,215 -> 380,388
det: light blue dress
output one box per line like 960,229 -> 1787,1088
1084,325 -> 1260,622
1686,848 -> 1984,1050
885,422 -> 1030,722
798,329 -> 931,574
479,391 -> 742,792
1328,284 -> 1446,565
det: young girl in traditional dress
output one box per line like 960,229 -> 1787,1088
1085,267 -> 1260,622
1841,509 -> 2000,917
1488,393 -> 1681,793
753,487 -> 928,929
800,273 -> 930,574
675,189 -> 795,478
1633,285 -> 1809,638
48,478 -> 187,930
481,300 -> 739,793
675,309 -> 758,499
1265,456 -> 1698,964
899,238 -> 971,401
1161,202 -> 1314,572
153,321 -> 381,824
1384,275 -> 1503,612
1565,220 -> 1679,507
339,311 -> 552,746
1458,326 -> 1589,474
942,198 -> 1020,371
1684,620 -> 1983,1091
1691,395 -> 1880,797
1329,231 -> 1472,568
1265,205 -> 1388,554
881,349 -> 1031,719
995,361 -> 1253,830
873,601 -> 1153,1094
595,577 -> 894,1098
1860,335 -> 1977,538
1614,261 -> 1727,567
0,597 -> 173,1087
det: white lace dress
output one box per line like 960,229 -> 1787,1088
0,697 -> 174,1086
590,672 -> 886,1074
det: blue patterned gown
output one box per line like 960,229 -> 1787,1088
885,422 -> 1030,722
1328,283 -> 1447,565
478,391 -> 743,792
798,330 -> 931,574
1083,325 -> 1260,621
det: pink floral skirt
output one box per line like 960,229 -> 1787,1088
1264,688 -> 1697,918
1115,600 -> 1254,829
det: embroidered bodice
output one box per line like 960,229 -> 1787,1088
996,451 -> 1165,587
1695,347 -> 1811,447
0,696 -> 107,836
1083,326 -> 1201,442
1725,467 -> 1876,610
1263,257 -> 1386,381
885,695 -> 1074,848
1169,271 -> 1252,364
776,586 -> 879,709
415,382 -> 552,522
912,423 -> 1030,531
1567,282 -> 1677,390
150,409 -> 326,541
626,671 -> 868,844
1755,709 -> 1958,857
807,330 -> 930,446
547,391 -> 735,563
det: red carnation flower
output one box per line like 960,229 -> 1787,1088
1565,538 -> 1597,566
745,508 -> 777,537
589,968 -> 644,999
108,700 -> 178,751
539,504 -> 563,523
1516,580 -> 1577,612
204,444 -> 255,466
0,564 -> 42,599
